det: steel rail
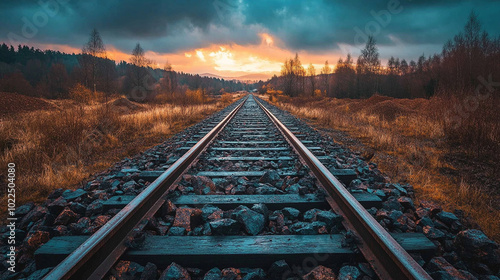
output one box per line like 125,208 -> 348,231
254,96 -> 432,280
43,96 -> 249,280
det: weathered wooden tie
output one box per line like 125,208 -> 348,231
35,234 -> 436,269
102,193 -> 382,211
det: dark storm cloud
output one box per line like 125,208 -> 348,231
240,0 -> 500,50
0,0 -> 499,55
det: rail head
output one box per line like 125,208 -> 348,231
43,95 -> 249,280
254,96 -> 431,280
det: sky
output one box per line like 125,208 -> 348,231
1,0 -> 499,79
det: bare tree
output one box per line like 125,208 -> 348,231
356,36 -> 380,97
280,58 -> 294,96
307,63 -> 316,96
359,36 -> 380,74
127,43 -> 154,101
130,43 -> 151,67
81,28 -> 106,93
161,61 -> 177,96
293,53 -> 305,96
400,59 -> 409,75
320,60 -> 331,96
280,53 -> 304,97
334,54 -> 356,98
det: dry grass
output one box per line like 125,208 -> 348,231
269,94 -> 500,242
0,95 -> 235,207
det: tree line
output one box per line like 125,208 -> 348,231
266,12 -> 500,99
0,29 -> 247,101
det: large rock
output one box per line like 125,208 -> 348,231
209,219 -> 240,235
397,196 -> 414,210
161,200 -> 177,216
426,257 -> 475,280
185,175 -> 216,195
420,200 -> 442,215
382,196 -> 403,212
69,202 -> 87,215
231,185 -> 247,195
302,265 -> 336,280
19,206 -> 48,229
69,217 -> 91,234
85,200 -> 104,216
221,268 -> 241,280
436,211 -> 459,226
282,207 -> 300,220
203,268 -> 222,280
423,225 -> 446,240
54,207 -> 78,225
316,211 -> 343,228
167,227 -> 186,236
160,262 -> 191,280
251,204 -> 269,222
242,268 -> 266,280
140,262 -> 158,280
303,209 -> 322,222
47,198 -> 67,216
259,170 -> 280,184
231,206 -> 265,235
14,202 -> 35,217
255,185 -> 279,195
173,208 -> 202,232
337,266 -> 360,280
110,261 -> 144,280
61,189 -> 87,201
454,229 -> 500,268
201,205 -> 222,221
24,231 -> 50,251
289,221 -> 326,235
122,180 -> 138,193
268,260 -> 291,279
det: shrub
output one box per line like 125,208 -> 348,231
185,89 -> 207,104
220,93 -> 233,104
69,83 -> 104,104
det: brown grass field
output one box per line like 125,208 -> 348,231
267,93 -> 500,242
0,92 -> 236,209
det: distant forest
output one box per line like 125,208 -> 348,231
263,12 -> 500,99
0,29 -> 248,101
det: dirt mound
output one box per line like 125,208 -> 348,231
108,97 -> 141,113
0,92 -> 56,117
366,94 -> 394,104
111,97 -> 140,109
364,100 -> 416,121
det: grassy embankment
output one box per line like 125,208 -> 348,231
268,93 -> 500,242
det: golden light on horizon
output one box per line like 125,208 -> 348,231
28,32 -> 344,78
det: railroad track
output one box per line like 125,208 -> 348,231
36,95 -> 434,279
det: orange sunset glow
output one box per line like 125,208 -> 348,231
31,33 -> 345,79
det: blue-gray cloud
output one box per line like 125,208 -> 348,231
0,0 -> 499,59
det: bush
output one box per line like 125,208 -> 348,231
185,89 -> 207,104
69,83 -> 103,104
220,93 -> 233,104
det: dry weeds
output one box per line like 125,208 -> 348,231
270,94 -> 500,242
0,95 -> 234,207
